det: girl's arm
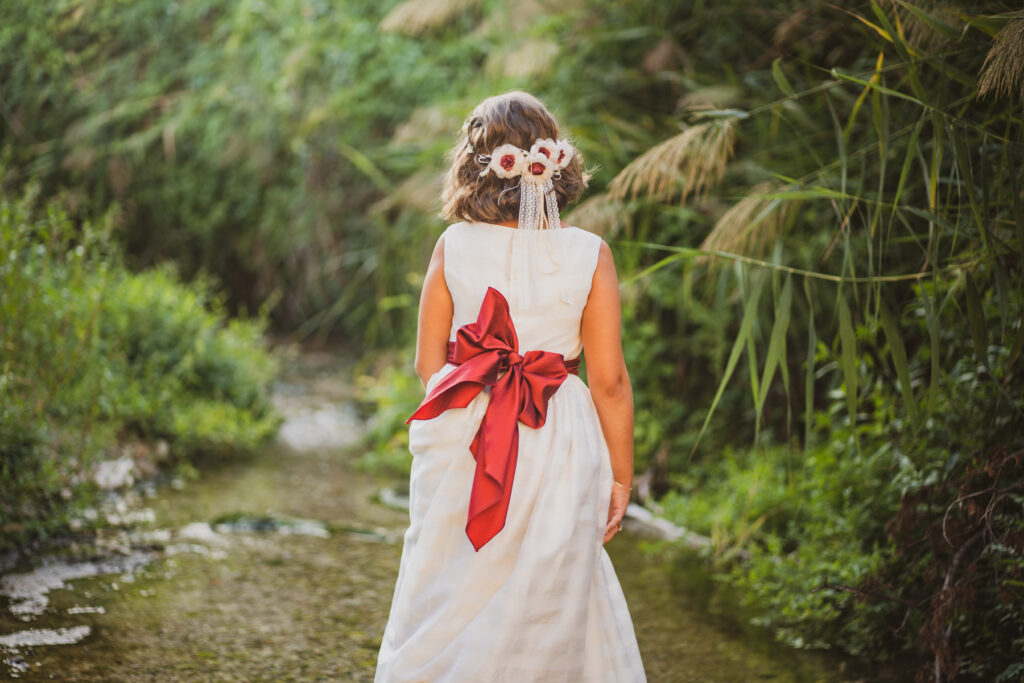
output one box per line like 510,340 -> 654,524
414,234 -> 454,387
580,240 -> 634,544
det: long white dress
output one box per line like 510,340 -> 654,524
375,221 -> 646,683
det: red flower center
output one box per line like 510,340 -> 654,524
557,150 -> 566,163
530,162 -> 546,176
538,147 -> 551,158
500,154 -> 516,171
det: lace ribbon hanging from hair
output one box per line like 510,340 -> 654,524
517,178 -> 563,232
517,181 -> 542,231
543,179 -> 561,232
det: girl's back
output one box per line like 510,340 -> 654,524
442,221 -> 602,359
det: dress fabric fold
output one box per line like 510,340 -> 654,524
407,286 -> 575,551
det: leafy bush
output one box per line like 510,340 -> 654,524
660,275 -> 1023,677
96,265 -> 280,457
0,182 -> 279,550
354,349 -> 422,480
0,0 -> 480,343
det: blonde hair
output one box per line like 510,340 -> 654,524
440,92 -> 588,224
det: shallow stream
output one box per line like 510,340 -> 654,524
0,353 -> 874,681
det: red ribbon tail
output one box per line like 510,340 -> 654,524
466,425 -> 518,551
465,372 -> 521,551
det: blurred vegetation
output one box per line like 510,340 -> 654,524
0,178 -> 279,551
2,0 -> 1023,679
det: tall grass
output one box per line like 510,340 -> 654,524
606,2 -> 1023,678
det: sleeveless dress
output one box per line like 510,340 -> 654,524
375,221 -> 646,683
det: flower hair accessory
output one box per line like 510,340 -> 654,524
476,138 -> 576,230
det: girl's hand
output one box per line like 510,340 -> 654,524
603,483 -> 630,544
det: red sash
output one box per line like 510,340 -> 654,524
406,287 -> 578,551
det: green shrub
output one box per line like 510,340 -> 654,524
353,349 -> 422,480
0,182 -> 280,550
96,265 -> 280,457
661,284 -> 1023,677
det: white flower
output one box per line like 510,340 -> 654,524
521,151 -> 555,184
484,143 -> 526,178
553,139 -> 575,169
529,138 -> 558,162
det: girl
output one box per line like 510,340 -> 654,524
375,91 -> 645,682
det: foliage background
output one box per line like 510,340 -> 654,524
2,0 -> 1023,680
0,178 -> 280,550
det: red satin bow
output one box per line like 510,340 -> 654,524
406,287 -> 571,551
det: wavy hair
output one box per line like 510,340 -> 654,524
440,92 -> 588,224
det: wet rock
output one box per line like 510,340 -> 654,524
129,528 -> 172,547
164,543 -> 228,560
0,625 -> 91,648
3,655 -> 28,674
105,508 -> 156,527
177,522 -> 227,546
212,513 -> 330,538
0,553 -> 150,618
377,487 -> 410,511
334,525 -> 396,543
66,605 -> 105,615
93,457 -> 136,490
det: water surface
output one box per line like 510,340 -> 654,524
0,352 -> 872,681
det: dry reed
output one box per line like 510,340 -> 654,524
699,180 -> 798,262
379,0 -> 479,35
392,105 -> 460,146
564,193 -> 629,238
978,12 -> 1024,101
607,119 -> 736,205
370,170 -> 442,215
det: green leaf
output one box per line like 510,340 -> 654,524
838,295 -> 858,428
760,188 -> 853,201
1010,141 -> 1024,256
921,288 -> 940,415
845,7 -> 892,42
994,261 -> 1010,343
622,249 -> 700,284
950,132 -> 990,254
890,114 -> 925,221
336,140 -> 391,192
829,69 -> 926,108
771,58 -> 795,97
690,269 -> 764,457
803,278 -> 816,449
879,298 -> 920,431
825,91 -> 847,195
843,51 -> 884,146
965,273 -> 988,367
756,274 -> 793,423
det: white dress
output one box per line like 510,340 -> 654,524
375,221 -> 646,683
